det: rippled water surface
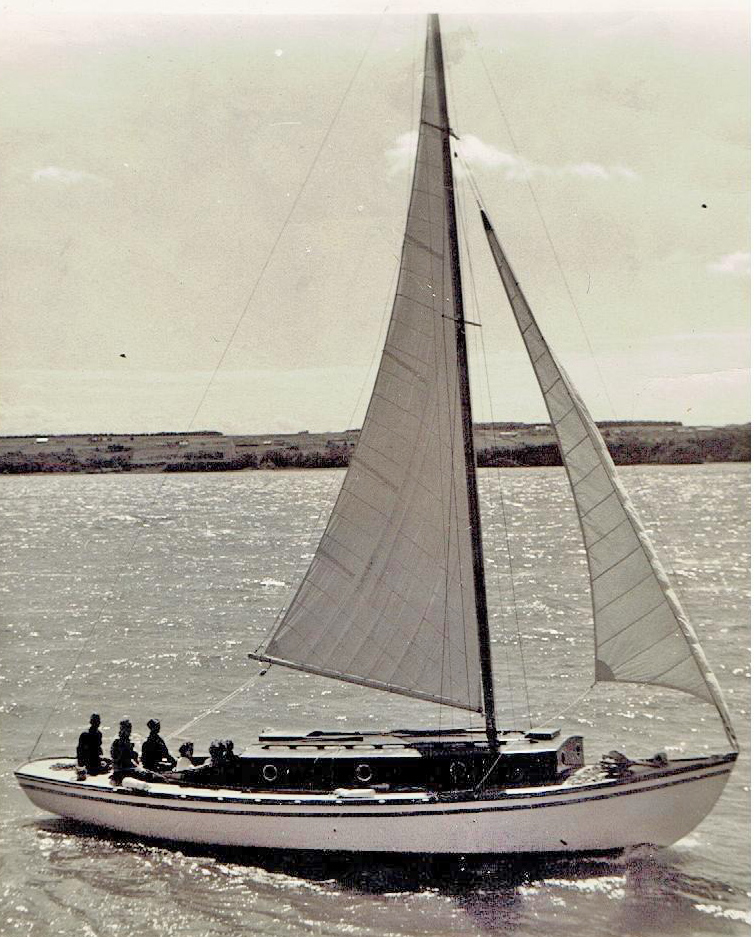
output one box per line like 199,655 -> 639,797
0,464 -> 749,936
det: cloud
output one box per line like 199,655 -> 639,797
32,166 -> 105,185
385,132 -> 418,175
707,252 -> 750,276
386,132 -> 638,182
639,368 -> 750,410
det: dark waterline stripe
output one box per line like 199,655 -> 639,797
18,766 -> 733,821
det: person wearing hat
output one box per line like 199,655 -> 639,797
141,719 -> 176,773
76,713 -> 104,775
110,719 -> 139,784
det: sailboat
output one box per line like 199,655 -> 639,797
16,14 -> 737,855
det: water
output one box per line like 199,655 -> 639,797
0,464 -> 749,936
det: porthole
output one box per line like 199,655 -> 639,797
509,765 -> 524,783
450,761 -> 468,787
356,763 -> 373,783
262,764 -> 278,782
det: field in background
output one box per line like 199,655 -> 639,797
0,421 -> 748,475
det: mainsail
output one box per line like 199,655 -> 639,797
251,16 -> 487,714
480,210 -> 737,750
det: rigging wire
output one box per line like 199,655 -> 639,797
452,141 -> 701,737
438,49 -> 487,738
205,18 -> 428,735
441,47 -> 483,739
186,21 -> 386,434
256,14 -> 423,653
452,162 -> 517,730
165,676 -> 261,743
474,682 -> 596,791
253,17 -> 423,661
467,23 -> 619,424
458,173 -> 533,731
452,36 -> 700,716
530,683 -> 595,732
251,248 -> 401,656
27,505 -> 164,758
437,170 -> 475,739
30,20 -> 386,756
445,54 -> 532,731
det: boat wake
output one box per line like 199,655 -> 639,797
28,817 -> 749,934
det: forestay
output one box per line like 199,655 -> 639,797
480,211 -> 737,749
251,19 -> 482,713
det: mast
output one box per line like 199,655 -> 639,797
430,14 -> 498,749
250,14 -> 498,737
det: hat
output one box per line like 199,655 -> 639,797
90,713 -> 100,723
147,719 -> 160,731
119,719 -> 131,730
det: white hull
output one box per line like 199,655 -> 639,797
16,754 -> 735,854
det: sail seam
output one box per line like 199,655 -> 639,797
302,545 -> 356,581
585,515 -> 629,549
579,489 -> 617,518
432,44 -> 467,713
394,292 -> 438,313
553,406 -> 577,428
562,433 -> 590,458
596,600 -> 667,647
349,456 -> 400,493
288,334 -> 446,670
382,350 -> 427,383
571,461 -> 604,489
479,121 -> 736,747
591,545 -> 643,582
602,625 -> 680,668
594,572 -> 655,614
650,655 -> 702,684
405,233 -> 444,259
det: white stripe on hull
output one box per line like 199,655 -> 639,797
16,758 -> 734,854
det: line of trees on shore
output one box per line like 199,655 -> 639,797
0,430 -> 749,475
478,434 -> 750,468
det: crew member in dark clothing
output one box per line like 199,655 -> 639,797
77,713 -> 104,775
184,740 -> 225,784
141,719 -> 176,773
110,719 -> 139,784
222,739 -> 242,783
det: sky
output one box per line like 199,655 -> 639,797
1,0 -> 749,435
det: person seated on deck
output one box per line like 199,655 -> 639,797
76,713 -> 104,776
179,740 -> 226,785
222,739 -> 242,783
175,742 -> 195,771
110,719 -> 140,784
141,719 -> 177,773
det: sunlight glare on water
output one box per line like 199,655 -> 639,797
0,464 -> 749,936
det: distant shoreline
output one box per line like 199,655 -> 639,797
0,421 -> 749,475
